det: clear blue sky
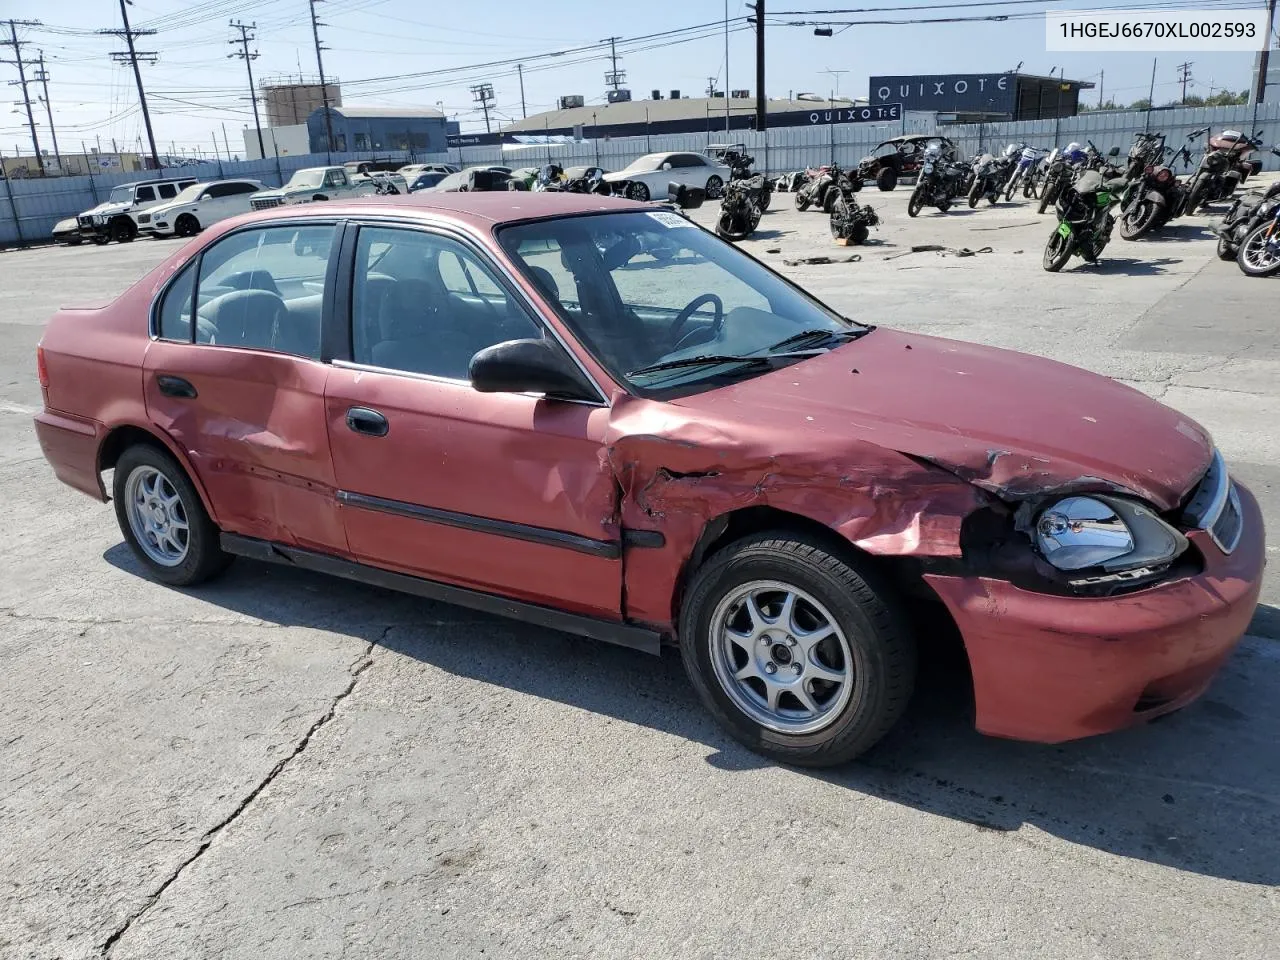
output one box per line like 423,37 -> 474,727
1,0 -> 1268,159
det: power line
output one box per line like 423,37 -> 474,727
100,0 -> 160,170
1,19 -> 46,174
228,19 -> 264,159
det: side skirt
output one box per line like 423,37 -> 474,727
219,533 -> 663,656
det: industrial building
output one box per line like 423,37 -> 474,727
869,72 -> 1094,122
261,78 -> 342,127
306,105 -> 452,154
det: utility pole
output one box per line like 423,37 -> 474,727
1253,0 -> 1277,107
229,20 -> 265,161
470,82 -> 494,133
1177,61 -> 1193,103
1098,68 -> 1104,108
101,0 -> 160,171
222,122 -> 232,161
516,63 -> 526,118
724,0 -> 730,133
1,19 -> 45,175
747,0 -> 766,130
308,0 -> 334,158
707,76 -> 718,98
602,36 -> 624,92
34,52 -> 62,171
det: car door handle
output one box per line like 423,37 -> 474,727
156,375 -> 197,399
345,406 -> 388,437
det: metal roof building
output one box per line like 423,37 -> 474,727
307,105 -> 454,154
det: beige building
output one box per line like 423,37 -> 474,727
262,80 -> 342,127
1,152 -> 144,178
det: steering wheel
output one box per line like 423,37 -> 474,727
668,293 -> 724,349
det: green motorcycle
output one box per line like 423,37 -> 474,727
1042,168 -> 1130,272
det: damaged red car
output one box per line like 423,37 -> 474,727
34,193 -> 1264,766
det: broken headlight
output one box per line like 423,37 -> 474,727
1033,495 -> 1187,574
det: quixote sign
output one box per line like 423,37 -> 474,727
869,74 -> 1016,114
797,102 -> 902,125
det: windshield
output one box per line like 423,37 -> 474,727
288,170 -> 325,189
171,184 -> 204,204
108,185 -> 135,204
498,211 -> 869,396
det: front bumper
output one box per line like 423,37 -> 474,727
924,481 -> 1265,743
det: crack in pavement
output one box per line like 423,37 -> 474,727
97,632 -> 385,957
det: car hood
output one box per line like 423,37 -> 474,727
82,201 -> 131,217
667,327 -> 1213,511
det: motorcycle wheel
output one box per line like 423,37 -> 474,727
823,189 -> 839,214
758,189 -> 771,212
794,192 -> 811,212
848,224 -> 869,244
907,189 -> 924,218
1003,174 -> 1018,202
1119,200 -> 1158,240
936,197 -> 951,213
1037,184 -> 1056,215
1236,221 -> 1280,277
1185,176 -> 1206,214
1043,229 -> 1073,272
1023,177 -> 1036,199
716,213 -> 750,242
967,181 -> 980,208
1216,234 -> 1237,261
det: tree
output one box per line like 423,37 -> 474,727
1129,98 -> 1152,110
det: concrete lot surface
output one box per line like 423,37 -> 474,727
1,183 -> 1277,959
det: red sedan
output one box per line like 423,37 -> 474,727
33,192 -> 1264,766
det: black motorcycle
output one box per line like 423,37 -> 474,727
967,152 -> 1015,207
1184,127 -> 1265,212
1118,140 -> 1191,240
716,174 -> 768,241
1236,201 -> 1280,277
1214,148 -> 1280,260
828,170 -> 879,243
1042,167 -> 1128,272
907,151 -> 964,216
795,163 -> 858,213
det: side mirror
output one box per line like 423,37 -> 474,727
469,338 -> 598,402
661,162 -> 673,170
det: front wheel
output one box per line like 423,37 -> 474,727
630,181 -> 650,202
1119,200 -> 1158,240
907,188 -> 924,218
1185,177 -> 1206,214
679,532 -> 916,767
794,191 -> 811,212
1043,227 -> 1074,272
174,213 -> 201,238
967,180 -> 980,208
110,217 -> 135,243
1236,221 -> 1280,277
112,444 -> 232,587
1003,173 -> 1020,201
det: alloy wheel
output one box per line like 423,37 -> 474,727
123,465 -> 190,567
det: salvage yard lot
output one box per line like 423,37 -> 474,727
1,186 -> 1277,959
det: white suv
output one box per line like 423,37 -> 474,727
134,179 -> 265,238
73,176 -> 200,244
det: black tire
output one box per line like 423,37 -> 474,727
1003,173 -> 1019,202
174,213 -> 201,238
112,444 -> 232,587
936,197 -> 951,213
1119,200 -> 1158,240
1185,177 -> 1206,214
967,181 -> 980,208
678,532 -> 916,767
1043,228 -> 1073,272
630,181 -> 650,202
110,217 -> 135,243
758,189 -> 771,212
1216,234 -> 1237,261
848,223 -> 869,244
907,189 -> 924,218
717,212 -> 749,242
91,236 -> 110,246
1236,221 -> 1280,277
794,191 -> 811,212
1037,183 -> 1056,215
705,175 -> 724,199
875,168 -> 897,191
822,189 -> 839,214
312,193 -> 329,201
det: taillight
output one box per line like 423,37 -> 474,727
36,344 -> 48,388
1145,163 -> 1155,175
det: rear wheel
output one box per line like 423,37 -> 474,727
112,444 -> 232,587
1119,200 -> 1158,240
794,191 -> 811,212
1043,228 -> 1073,272
1185,176 -> 1207,214
1037,183 -> 1057,215
875,168 -> 897,191
630,181 -> 650,202
705,175 -> 724,199
679,532 -> 916,767
1236,221 -> 1280,277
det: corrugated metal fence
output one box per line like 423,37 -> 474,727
4,102 -> 1279,248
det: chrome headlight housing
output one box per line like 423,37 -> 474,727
1033,495 -> 1188,574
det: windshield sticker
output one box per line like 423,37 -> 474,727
647,210 -> 692,228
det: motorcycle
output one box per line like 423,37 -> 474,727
828,173 -> 880,242
1235,202 -> 1280,277
1118,140 -> 1192,240
1184,127 -> 1265,212
1212,148 -> 1280,260
1004,144 -> 1049,201
967,150 -> 1015,207
717,147 -> 772,211
907,141 -> 965,216
1042,166 -> 1128,272
1037,141 -> 1119,214
716,174 -> 768,241
794,163 -> 859,213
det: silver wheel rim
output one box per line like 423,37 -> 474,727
1242,229 -> 1279,271
124,465 -> 190,567
709,580 -> 855,735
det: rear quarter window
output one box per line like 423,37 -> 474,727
157,262 -> 197,341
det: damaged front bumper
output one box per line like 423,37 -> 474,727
923,481 -> 1265,743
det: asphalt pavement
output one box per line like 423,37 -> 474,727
1,183 -> 1277,959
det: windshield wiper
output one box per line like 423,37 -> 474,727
628,350 -> 823,378
764,327 -> 867,353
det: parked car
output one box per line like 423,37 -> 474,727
398,162 -> 459,181
603,151 -> 731,201
32,192 -> 1263,768
344,159 -> 405,177
407,171 -> 449,192
134,179 -> 266,238
429,166 -> 514,192
249,166 -> 380,210
857,135 -> 958,191
51,217 -> 83,246
73,176 -> 200,244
